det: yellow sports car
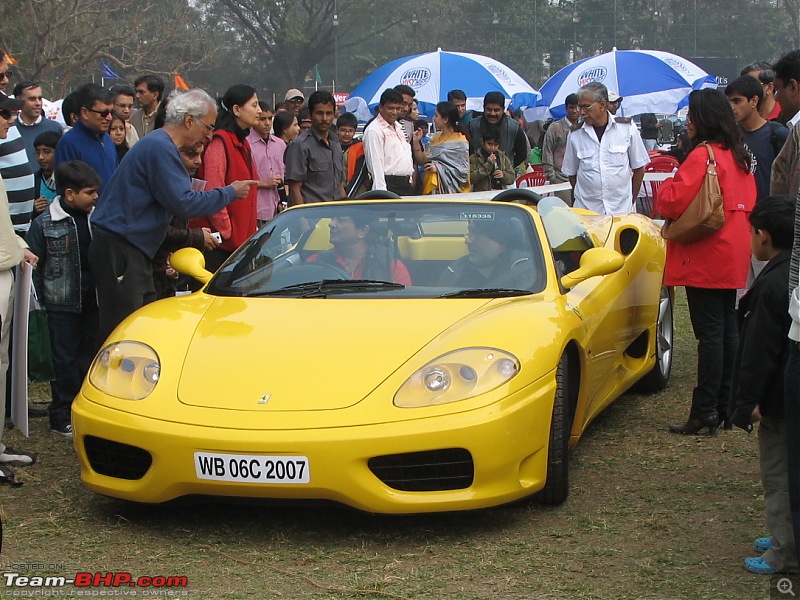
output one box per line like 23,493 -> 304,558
72,192 -> 671,513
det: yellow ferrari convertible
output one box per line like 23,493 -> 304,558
72,192 -> 671,513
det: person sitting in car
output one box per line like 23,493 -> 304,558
306,210 -> 411,285
439,218 -> 534,289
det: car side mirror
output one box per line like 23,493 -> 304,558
560,247 -> 625,289
170,247 -> 213,285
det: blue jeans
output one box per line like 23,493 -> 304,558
47,306 -> 99,428
685,286 -> 738,419
785,341 -> 800,556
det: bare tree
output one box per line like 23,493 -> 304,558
0,0 -> 229,96
214,0 -> 407,92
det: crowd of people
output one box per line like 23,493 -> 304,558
1,48 -> 800,580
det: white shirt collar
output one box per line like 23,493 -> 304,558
17,114 -> 43,127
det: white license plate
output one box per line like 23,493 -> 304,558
194,452 -> 310,484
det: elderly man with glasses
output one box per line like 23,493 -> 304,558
88,89 -> 256,343
561,82 -> 649,215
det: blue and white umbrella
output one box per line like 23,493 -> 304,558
526,49 -> 717,121
345,49 -> 540,121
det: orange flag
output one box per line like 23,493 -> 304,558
174,72 -> 189,90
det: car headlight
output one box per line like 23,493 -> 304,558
394,348 -> 519,408
88,341 -> 161,400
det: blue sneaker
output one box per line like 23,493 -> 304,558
744,556 -> 777,574
755,537 -> 773,554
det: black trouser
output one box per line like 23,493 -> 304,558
384,175 -> 415,197
89,231 -> 156,345
784,342 -> 800,556
685,286 -> 738,419
47,306 -> 99,428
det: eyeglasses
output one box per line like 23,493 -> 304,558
114,102 -> 134,109
578,102 -> 598,111
0,70 -> 13,81
88,108 -> 113,118
0,109 -> 17,120
194,116 -> 214,133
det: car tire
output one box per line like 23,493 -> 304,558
537,354 -> 570,505
633,285 -> 673,393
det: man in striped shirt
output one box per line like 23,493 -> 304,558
0,52 -> 34,236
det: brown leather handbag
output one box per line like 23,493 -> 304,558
661,142 -> 725,244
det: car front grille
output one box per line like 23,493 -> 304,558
368,448 -> 474,492
84,435 -> 153,480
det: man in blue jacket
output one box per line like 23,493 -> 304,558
55,84 -> 117,193
89,89 -> 256,344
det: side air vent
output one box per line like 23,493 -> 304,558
618,228 -> 639,255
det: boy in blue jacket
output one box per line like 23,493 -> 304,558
26,161 -> 100,438
729,195 -> 797,574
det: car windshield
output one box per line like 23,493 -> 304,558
206,201 -> 546,299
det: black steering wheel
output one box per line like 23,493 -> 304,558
355,190 -> 403,200
492,188 -> 543,206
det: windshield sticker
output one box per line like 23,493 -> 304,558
460,212 -> 495,221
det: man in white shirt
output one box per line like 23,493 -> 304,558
362,88 -> 414,196
561,82 -> 649,215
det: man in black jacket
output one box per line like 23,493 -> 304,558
467,91 -> 529,171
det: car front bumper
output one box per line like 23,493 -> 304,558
72,379 -> 556,514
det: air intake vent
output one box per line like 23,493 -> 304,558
84,435 -> 152,480
618,228 -> 639,255
368,448 -> 474,491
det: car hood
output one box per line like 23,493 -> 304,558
177,297 -> 490,412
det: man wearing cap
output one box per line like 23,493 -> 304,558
607,90 -> 623,115
440,218 -> 534,289
0,52 -> 36,235
0,91 -> 39,482
561,82 -> 649,215
284,89 -> 305,114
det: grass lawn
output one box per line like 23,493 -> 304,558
0,290 -> 779,599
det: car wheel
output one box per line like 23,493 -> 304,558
537,354 -> 570,505
633,285 -> 673,393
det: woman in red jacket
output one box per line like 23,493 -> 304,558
193,85 -> 261,272
657,89 -> 756,435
